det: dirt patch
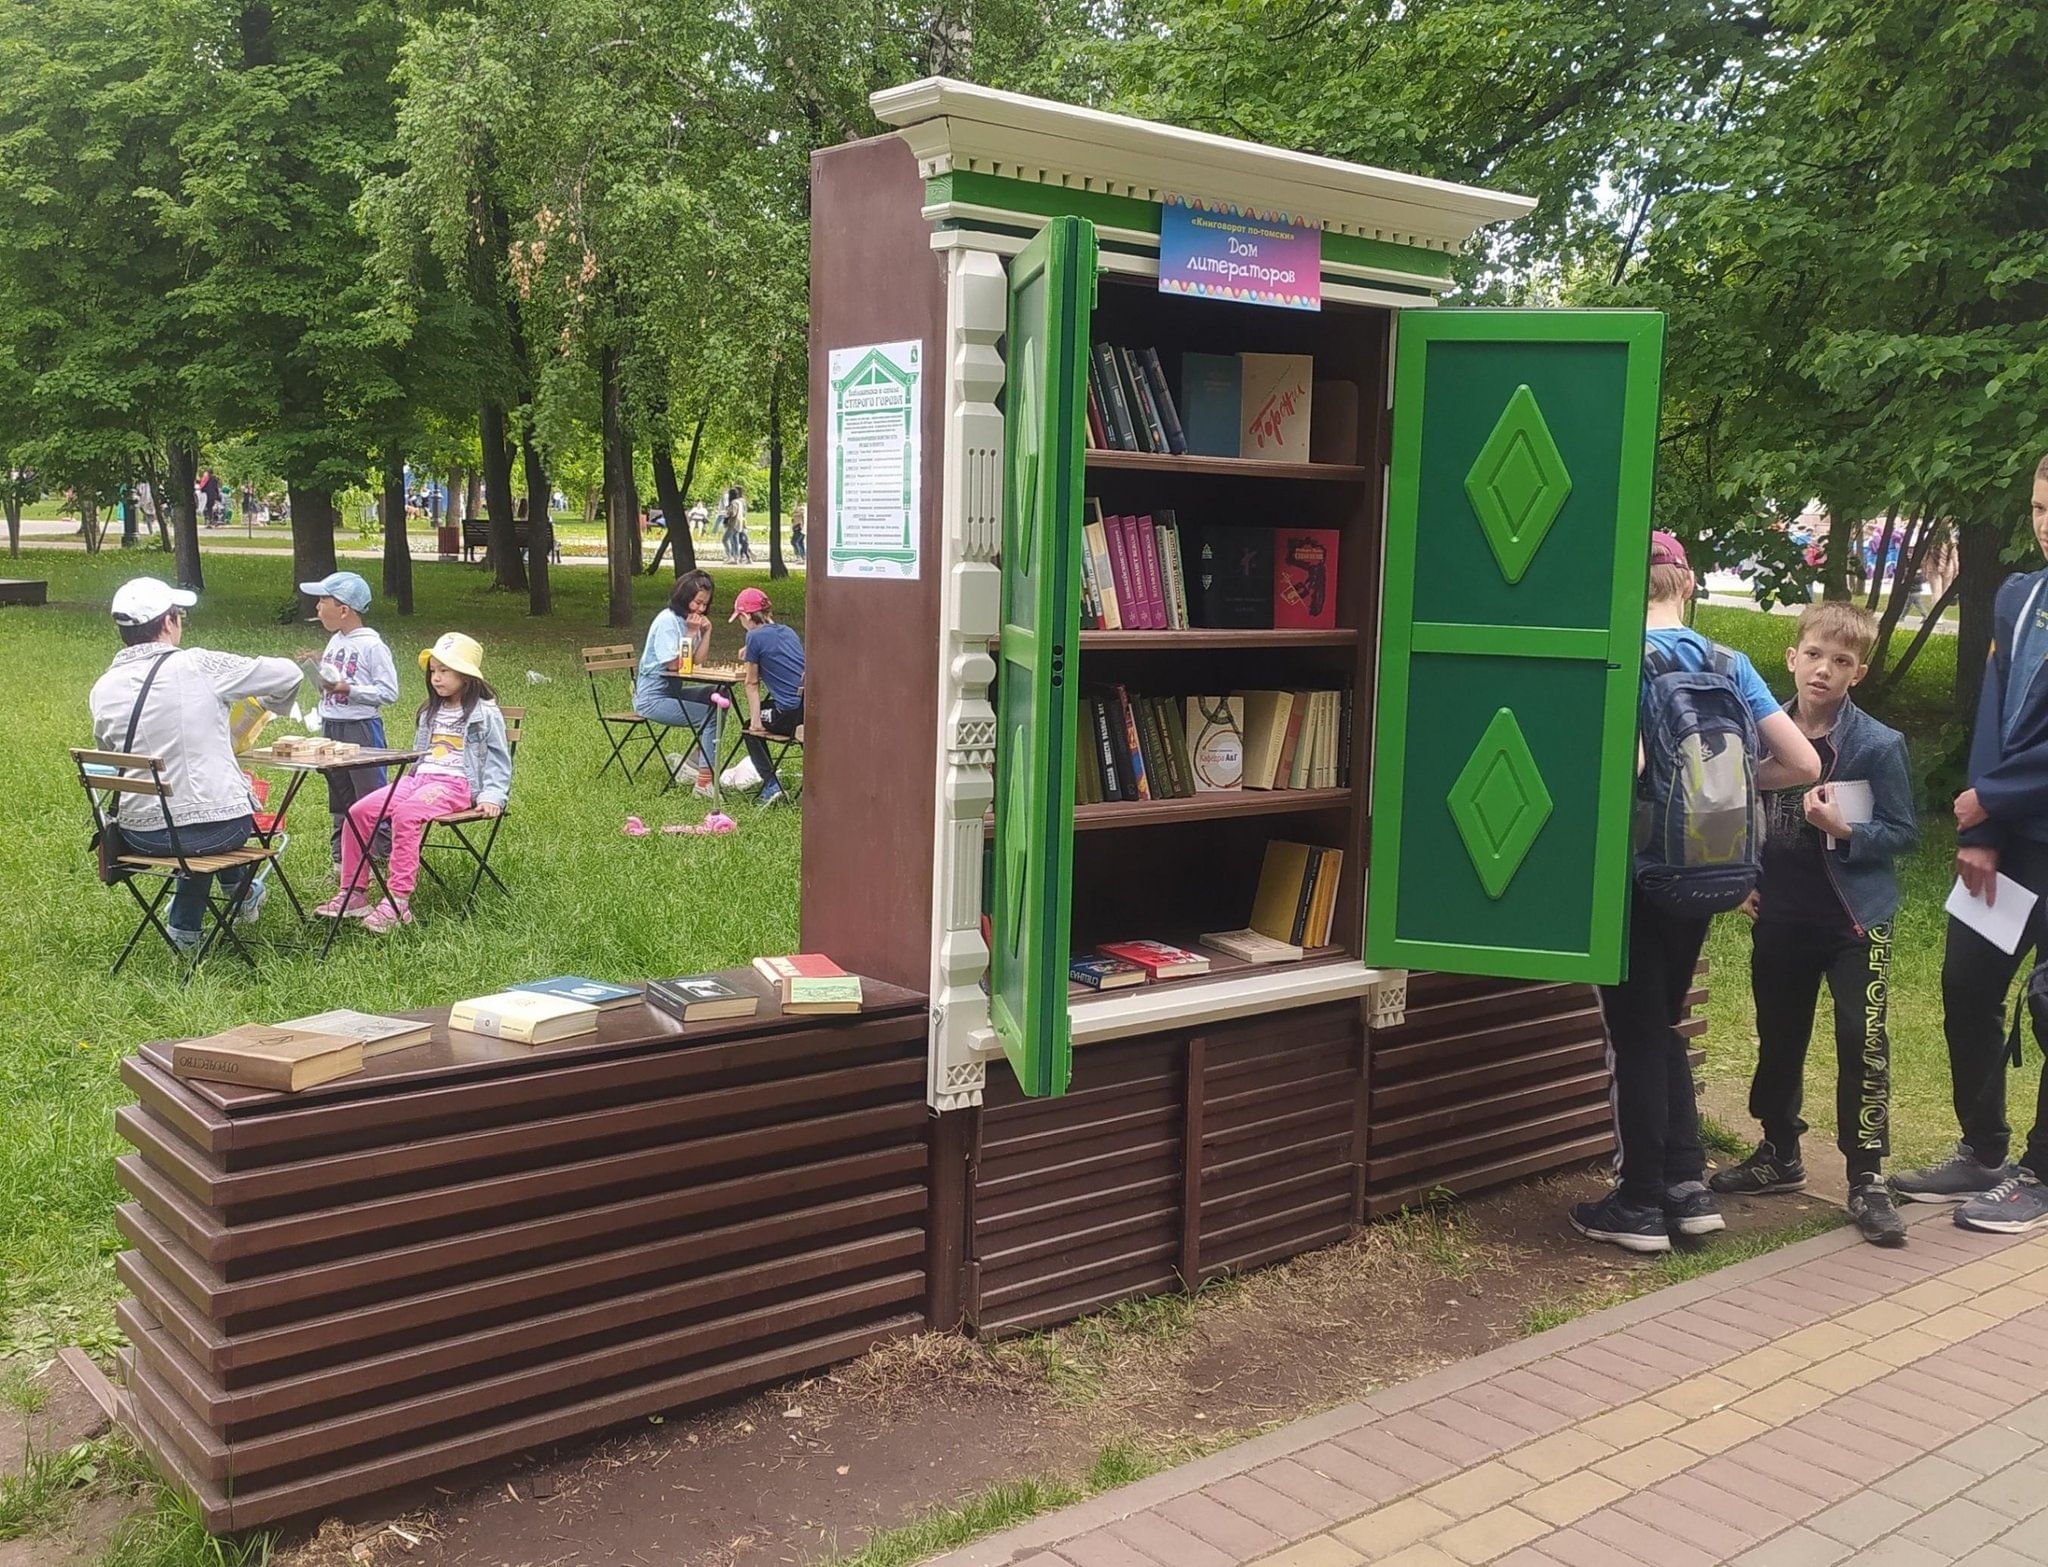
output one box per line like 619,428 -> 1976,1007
248,1161 -> 1840,1567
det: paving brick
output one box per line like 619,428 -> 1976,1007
1416,1464 -> 1535,1522
1623,1317 -> 1728,1370
1892,1277 -> 1979,1313
1573,1507 -> 1719,1567
1978,1281 -> 2048,1320
1889,1361 -> 2021,1417
1793,1408 -> 1923,1470
1491,1369 -> 1608,1422
1106,1513 -> 1240,1567
1913,1350 -> 2032,1406
1901,1495 -> 2014,1556
1206,1476 -> 1331,1539
1516,1473 -> 1626,1529
1708,1286 -> 1821,1331
1583,1332 -> 1701,1380
1160,1495 -> 1288,1559
1331,1499 -> 1456,1562
1804,1488 -> 1921,1548
1423,1398 -> 1541,1454
1717,1446 -> 1859,1505
1529,1527 -> 1644,1567
1692,1296 -> 1808,1342
1369,1546 -> 1462,1567
1863,1325 -> 1955,1368
1512,1361 -> 1641,1412
1063,1529 -> 1169,1567
1952,1546 -> 2035,1567
1716,1344 -> 1817,1389
1990,1507 -> 2048,1558
1013,1553 -> 1082,1567
1798,1350 -> 1891,1395
1846,1539 -> 1952,1567
1552,1345 -> 1670,1395
1656,1470 -> 1803,1541
1745,1427 -> 1874,1488
1331,1429 -> 1458,1489
1873,1453 -> 1981,1510
1937,1424 -> 2042,1478
1773,1321 -> 1874,1361
1434,1505 -> 1549,1565
1446,1384 -> 1571,1439
1832,1389 -> 1972,1449
2005,1396 -> 2048,1441
1497,1430 -> 1617,1484
1612,1487 -> 1761,1558
1378,1412 -> 1504,1469
1731,1280 -> 1835,1323
1852,1377 -> 1984,1438
1254,1460 -> 1384,1523
1730,1377 -> 1832,1426
1691,1453 -> 1827,1521
1919,1305 -> 2007,1345
1963,1459 -> 2048,1522
1675,1310 -> 1772,1355
1488,1552 -> 1565,1567
1838,1300 -> 1927,1335
1294,1443 -> 1413,1510
1724,1524 -> 1854,1567
1587,1435 -> 1695,1489
1575,1401 -> 1683,1448
1246,1534 -> 1366,1567
1651,1372 -> 1747,1418
1749,1270 -> 1869,1311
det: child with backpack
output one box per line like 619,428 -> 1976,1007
1710,603 -> 1916,1246
1572,531 -> 1821,1254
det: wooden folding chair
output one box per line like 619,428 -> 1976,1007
71,748 -> 279,976
419,708 -> 521,908
750,722 -> 806,802
583,644 -> 667,781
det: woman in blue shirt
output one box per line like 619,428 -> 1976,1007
634,570 -> 723,796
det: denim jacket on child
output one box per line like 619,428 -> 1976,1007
412,697 -> 514,809
1771,695 -> 1916,930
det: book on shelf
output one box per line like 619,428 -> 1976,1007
1082,502 -> 1121,630
1158,512 -> 1191,628
1131,514 -> 1165,629
449,990 -> 601,1045
1119,346 -> 1168,453
1248,839 -> 1343,949
1083,344 -> 1192,456
1084,697 -> 1124,801
647,973 -> 762,1022
1111,685 -> 1151,800
509,976 -> 642,1011
1098,939 -> 1211,979
1137,349 -> 1188,455
1240,689 -> 1293,790
753,953 -> 864,1011
1091,342 -> 1139,451
1180,352 -> 1241,457
1186,696 -> 1244,791
1279,695 -> 1311,789
1070,955 -> 1147,990
1199,927 -> 1306,964
1191,526 -> 1274,629
1085,381 -> 1108,450
172,1024 -> 364,1093
272,1008 -> 431,1058
1240,352 -> 1313,460
1274,529 -> 1340,631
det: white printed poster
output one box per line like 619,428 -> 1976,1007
826,339 -> 922,580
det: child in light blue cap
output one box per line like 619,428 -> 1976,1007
298,571 -> 399,865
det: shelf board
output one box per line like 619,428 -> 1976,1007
1068,955 -> 1388,1047
1085,450 -> 1370,483
1069,943 -> 1345,1002
1074,787 -> 1355,832
1080,628 -> 1358,650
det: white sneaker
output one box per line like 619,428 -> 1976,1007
694,779 -> 719,799
721,757 -> 762,791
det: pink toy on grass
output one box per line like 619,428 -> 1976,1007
661,813 -> 737,835
622,816 -> 651,837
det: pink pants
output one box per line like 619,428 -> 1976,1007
340,772 -> 471,901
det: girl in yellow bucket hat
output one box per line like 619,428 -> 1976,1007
319,632 -> 515,931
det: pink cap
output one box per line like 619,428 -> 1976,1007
728,586 -> 772,622
1649,530 -> 1689,569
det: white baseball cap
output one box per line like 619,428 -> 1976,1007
111,577 -> 198,626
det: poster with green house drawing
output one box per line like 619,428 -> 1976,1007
827,340 -> 922,579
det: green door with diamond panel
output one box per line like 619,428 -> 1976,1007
1365,310 -> 1664,985
989,215 -> 1096,1097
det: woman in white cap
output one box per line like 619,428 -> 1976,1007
88,578 -> 302,953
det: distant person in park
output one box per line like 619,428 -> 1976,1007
199,469 -> 224,526
88,577 -> 300,953
1892,453 -> 2048,1233
634,570 -> 724,797
687,498 -> 710,539
322,633 -> 512,932
790,501 -> 807,563
298,571 -> 399,867
1572,532 -> 1819,1254
1714,602 -> 1915,1247
733,587 -> 804,809
734,485 -> 753,563
644,505 -> 677,576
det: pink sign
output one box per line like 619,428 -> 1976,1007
1158,197 -> 1321,312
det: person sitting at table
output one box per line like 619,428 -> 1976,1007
732,587 -> 804,809
634,569 -> 723,797
88,577 -> 302,954
322,632 -> 513,932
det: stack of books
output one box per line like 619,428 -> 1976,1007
171,1006 -> 436,1093
1078,687 -> 1199,803
753,954 -> 864,1015
1069,940 -> 1211,989
1240,688 -> 1351,791
1176,352 -> 1315,461
1077,687 -> 1350,804
1087,343 -> 1187,455
1189,526 -> 1342,631
1079,502 -> 1191,631
1248,840 -> 1343,950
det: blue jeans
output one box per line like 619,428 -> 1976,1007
635,678 -> 722,771
121,813 -> 258,935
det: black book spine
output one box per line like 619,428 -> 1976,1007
1114,346 -> 1156,453
1093,343 -> 1138,451
1122,346 -> 1167,453
1090,697 -> 1123,802
1290,847 -> 1324,946
1139,348 -> 1188,455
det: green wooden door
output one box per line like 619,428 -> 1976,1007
1365,310 -> 1664,985
989,215 -> 1096,1096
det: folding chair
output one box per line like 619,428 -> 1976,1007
583,644 -> 667,781
71,748 -> 279,976
419,707 -> 521,908
748,721 -> 806,802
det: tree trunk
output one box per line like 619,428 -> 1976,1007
1822,502 -> 1853,602
3,491 -> 19,557
767,370 -> 787,580
1954,516 -> 2007,719
626,466 -> 644,576
600,344 -> 634,629
121,482 -> 139,549
480,401 -> 526,590
165,442 -> 204,590
447,465 -> 466,534
466,471 -> 482,525
79,496 -> 100,555
288,485 -> 339,616
381,441 -> 413,615
522,421 -> 552,616
650,440 -> 697,577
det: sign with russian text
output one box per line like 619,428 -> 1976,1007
1158,197 -> 1321,312
826,339 -> 922,580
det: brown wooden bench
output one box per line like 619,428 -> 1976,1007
460,520 -> 561,565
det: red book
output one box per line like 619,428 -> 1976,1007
1098,940 -> 1212,979
1273,529 -> 1340,631
1132,512 -> 1165,629
1086,383 -> 1107,450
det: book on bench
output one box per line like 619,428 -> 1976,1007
449,990 -> 601,1045
647,974 -> 762,1023
171,1024 -> 364,1093
510,976 -> 643,1011
273,1008 -> 432,1058
752,954 -> 864,1014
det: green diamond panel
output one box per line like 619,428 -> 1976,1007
1445,707 -> 1554,900
1463,383 -> 1572,585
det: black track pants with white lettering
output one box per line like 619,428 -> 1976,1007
1749,920 -> 1892,1177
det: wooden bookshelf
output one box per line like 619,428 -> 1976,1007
1079,628 -> 1358,650
1085,450 -> 1370,483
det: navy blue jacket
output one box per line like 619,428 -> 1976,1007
1963,568 -> 2048,850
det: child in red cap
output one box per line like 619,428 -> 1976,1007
732,588 -> 804,807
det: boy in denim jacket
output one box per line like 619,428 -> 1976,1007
1713,603 -> 1917,1245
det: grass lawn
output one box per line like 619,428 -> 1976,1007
0,548 -> 808,1362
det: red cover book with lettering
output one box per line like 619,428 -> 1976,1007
1132,513 -> 1165,630
1273,529 -> 1340,631
1097,940 -> 1211,979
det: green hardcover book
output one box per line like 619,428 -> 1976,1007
1161,696 -> 1198,800
1132,696 -> 1169,797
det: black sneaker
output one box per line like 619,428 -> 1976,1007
1570,1192 -> 1673,1254
1848,1179 -> 1908,1248
1664,1181 -> 1727,1236
1954,1170 -> 2048,1234
1708,1141 -> 1807,1195
1890,1142 -> 2014,1205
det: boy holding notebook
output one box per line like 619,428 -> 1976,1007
1711,602 -> 1916,1246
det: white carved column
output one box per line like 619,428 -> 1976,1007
926,243 -> 1008,1109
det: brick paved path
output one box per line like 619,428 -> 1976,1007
928,1217 -> 2048,1567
